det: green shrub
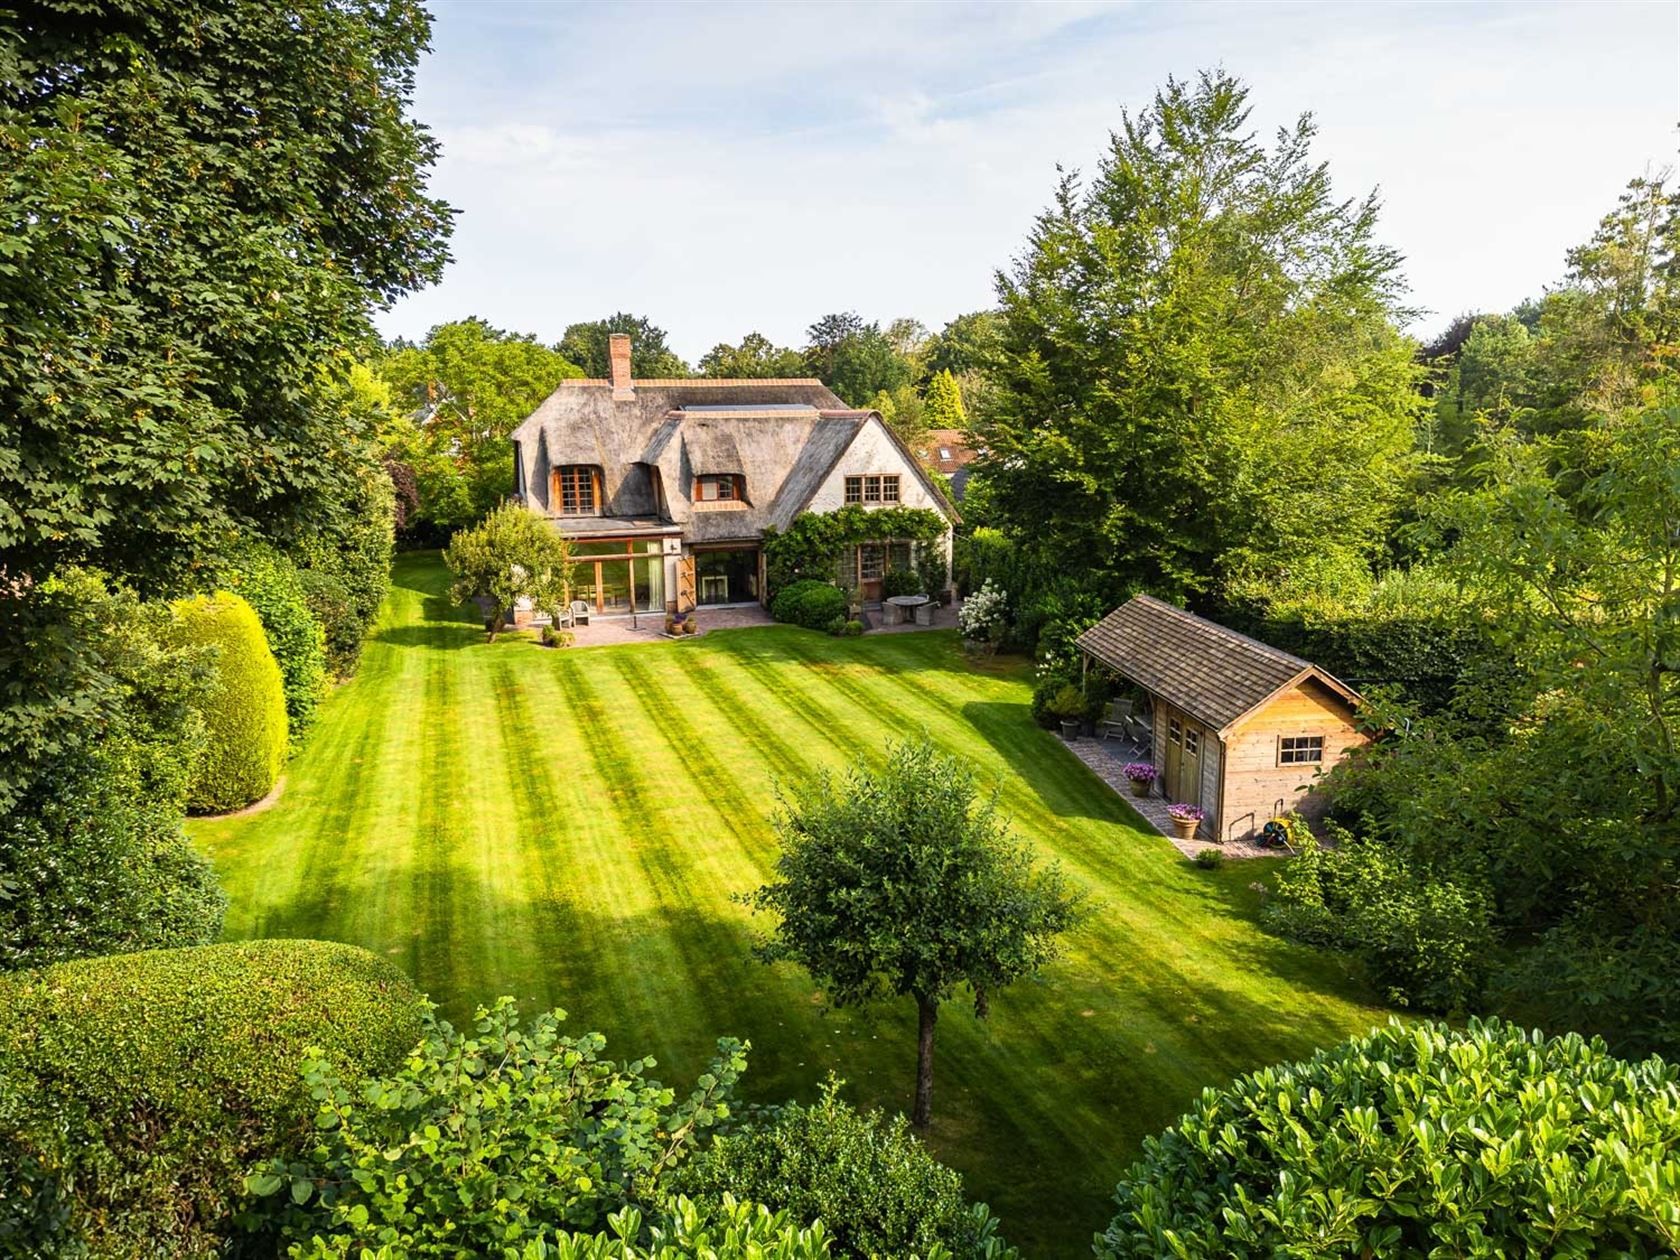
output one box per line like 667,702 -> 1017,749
249,997 -> 746,1256
678,1079 -> 1016,1260
298,453 -> 397,676
843,619 -> 864,637
1192,848 -> 1223,870
171,592 -> 288,812
1098,1018 -> 1680,1258
1029,670 -> 1071,729
1045,684 -> 1084,722
543,1198 -> 833,1259
1266,829 -> 1494,1011
0,940 -> 424,1260
881,569 -> 921,599
213,539 -> 327,743
771,579 -> 849,632
0,570 -> 223,971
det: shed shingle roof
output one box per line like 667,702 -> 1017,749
1076,595 -> 1359,734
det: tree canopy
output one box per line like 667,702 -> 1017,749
973,70 -> 1423,608
0,0 -> 452,588
699,332 -> 808,378
560,314 -> 690,379
745,737 -> 1086,1126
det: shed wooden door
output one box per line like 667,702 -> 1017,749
677,555 -> 696,611
1164,714 -> 1202,805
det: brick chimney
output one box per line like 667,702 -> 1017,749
609,333 -> 634,400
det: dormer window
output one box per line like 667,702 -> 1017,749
695,474 -> 742,502
553,465 -> 601,515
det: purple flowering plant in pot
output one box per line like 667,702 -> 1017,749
1166,802 -> 1205,841
1122,762 -> 1157,797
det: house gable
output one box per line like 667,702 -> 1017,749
803,414 -> 957,522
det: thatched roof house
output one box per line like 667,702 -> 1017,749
510,335 -> 957,616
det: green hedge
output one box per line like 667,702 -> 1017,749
678,1080 -> 1016,1259
1098,1018 -> 1680,1258
1,570 -> 224,972
770,580 -> 849,633
0,940 -> 424,1259
214,539 -> 327,743
171,592 -> 288,812
298,454 -> 397,676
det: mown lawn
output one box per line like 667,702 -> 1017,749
192,553 -> 1387,1255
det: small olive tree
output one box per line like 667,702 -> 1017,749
745,737 -> 1088,1127
443,502 -> 573,640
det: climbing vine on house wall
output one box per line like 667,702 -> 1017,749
762,506 -> 947,595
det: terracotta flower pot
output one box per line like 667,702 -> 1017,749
1127,778 -> 1152,798
1059,719 -> 1080,741
1170,816 -> 1200,841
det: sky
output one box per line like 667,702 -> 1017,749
377,1 -> 1680,362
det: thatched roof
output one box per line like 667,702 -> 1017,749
1077,595 -> 1360,734
510,379 -> 953,544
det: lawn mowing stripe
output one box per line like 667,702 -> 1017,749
664,642 -> 827,787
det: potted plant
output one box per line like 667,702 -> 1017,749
1049,684 -> 1084,741
1121,762 -> 1157,797
1167,802 -> 1205,841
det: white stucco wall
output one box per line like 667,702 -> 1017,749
807,417 -> 948,515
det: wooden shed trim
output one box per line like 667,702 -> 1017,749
1215,666 -> 1363,738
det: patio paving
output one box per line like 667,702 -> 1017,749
1065,735 -> 1274,860
541,603 -> 774,647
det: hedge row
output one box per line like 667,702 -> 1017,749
214,540 -> 327,744
770,580 -> 849,633
0,940 -> 424,1259
170,593 -> 288,813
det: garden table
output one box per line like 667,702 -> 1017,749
884,594 -> 930,625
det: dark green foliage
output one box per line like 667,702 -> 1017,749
802,313 -> 913,407
974,71 -> 1422,612
679,1079 -> 1017,1259
1191,848 -> 1223,870
211,539 -> 327,743
297,449 -> 397,676
171,593 -> 288,812
1098,1019 -> 1680,1258
0,0 -> 451,586
881,569 -> 922,598
761,505 -> 947,596
0,570 -> 224,970
1266,831 -> 1494,1011
530,1199 -> 834,1259
842,619 -> 864,637
249,997 -> 745,1256
770,580 -> 849,632
560,314 -> 689,379
699,332 -> 807,379
0,940 -> 424,1260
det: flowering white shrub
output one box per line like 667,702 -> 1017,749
956,581 -> 1008,642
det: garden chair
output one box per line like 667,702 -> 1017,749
570,600 -> 591,627
1100,699 -> 1133,741
913,601 -> 936,626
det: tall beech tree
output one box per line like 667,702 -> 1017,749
974,70 -> 1423,608
746,738 -> 1086,1127
0,0 -> 453,588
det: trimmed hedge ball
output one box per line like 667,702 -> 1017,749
0,939 -> 425,1259
171,592 -> 288,812
1099,1018 -> 1680,1258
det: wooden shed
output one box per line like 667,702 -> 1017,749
1076,595 -> 1367,843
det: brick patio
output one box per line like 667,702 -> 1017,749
1065,735 -> 1274,860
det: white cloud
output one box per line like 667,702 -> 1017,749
381,0 -> 1679,359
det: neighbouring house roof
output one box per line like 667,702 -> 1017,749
1076,595 -> 1361,735
510,378 -> 955,544
918,429 -> 978,473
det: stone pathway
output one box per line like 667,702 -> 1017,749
1065,735 -> 1274,860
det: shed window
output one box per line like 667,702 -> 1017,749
844,474 -> 900,504
859,544 -> 884,580
554,465 -> 600,515
1279,735 -> 1325,766
695,474 -> 741,502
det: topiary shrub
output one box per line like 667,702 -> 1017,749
677,1078 -> 1016,1259
843,620 -> 864,637
0,569 -> 225,972
770,579 -> 848,632
1097,1018 -> 1680,1258
171,592 -> 288,812
0,940 -> 424,1260
212,539 -> 328,743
